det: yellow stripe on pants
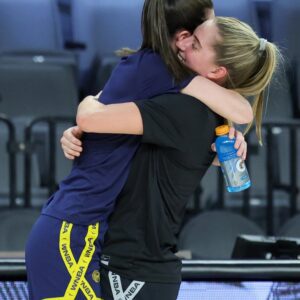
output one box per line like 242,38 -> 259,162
44,221 -> 102,300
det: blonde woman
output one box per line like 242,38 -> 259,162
62,17 -> 280,300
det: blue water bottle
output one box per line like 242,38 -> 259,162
215,125 -> 251,192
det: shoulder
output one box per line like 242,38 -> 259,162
129,49 -> 182,98
109,49 -> 165,75
123,48 -> 166,71
137,48 -> 165,64
136,93 -> 222,133
137,93 -> 215,115
137,49 -> 171,80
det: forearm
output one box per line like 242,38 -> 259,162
182,76 -> 253,124
76,96 -> 143,135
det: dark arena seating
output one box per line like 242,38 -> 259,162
0,0 -> 300,299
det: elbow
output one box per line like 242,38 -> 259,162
76,113 -> 92,132
245,108 -> 254,124
76,99 -> 107,133
234,106 -> 254,125
247,110 -> 254,124
235,113 -> 254,125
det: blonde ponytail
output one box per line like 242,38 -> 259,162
215,17 -> 281,144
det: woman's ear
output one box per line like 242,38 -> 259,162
174,30 -> 191,42
207,66 -> 228,82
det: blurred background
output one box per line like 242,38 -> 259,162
0,0 -> 300,298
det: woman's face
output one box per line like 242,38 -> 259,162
176,19 -> 221,78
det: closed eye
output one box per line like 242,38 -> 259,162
192,35 -> 201,50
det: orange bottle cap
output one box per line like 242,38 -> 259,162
215,125 -> 229,136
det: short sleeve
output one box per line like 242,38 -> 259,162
136,50 -> 194,99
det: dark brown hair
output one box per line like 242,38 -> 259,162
141,0 -> 213,81
118,0 -> 213,82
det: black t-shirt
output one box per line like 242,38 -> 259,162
101,93 -> 222,283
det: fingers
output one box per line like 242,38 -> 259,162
71,126 -> 83,143
236,141 -> 247,160
234,133 -> 244,150
61,140 -> 82,157
65,126 -> 82,147
228,126 -> 247,160
234,130 -> 247,160
60,126 -> 83,159
211,143 -> 216,152
228,126 -> 235,139
61,136 -> 83,159
63,151 -> 76,160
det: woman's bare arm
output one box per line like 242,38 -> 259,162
76,96 -> 143,135
182,76 -> 253,124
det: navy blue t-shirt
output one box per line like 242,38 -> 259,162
42,48 -> 194,225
